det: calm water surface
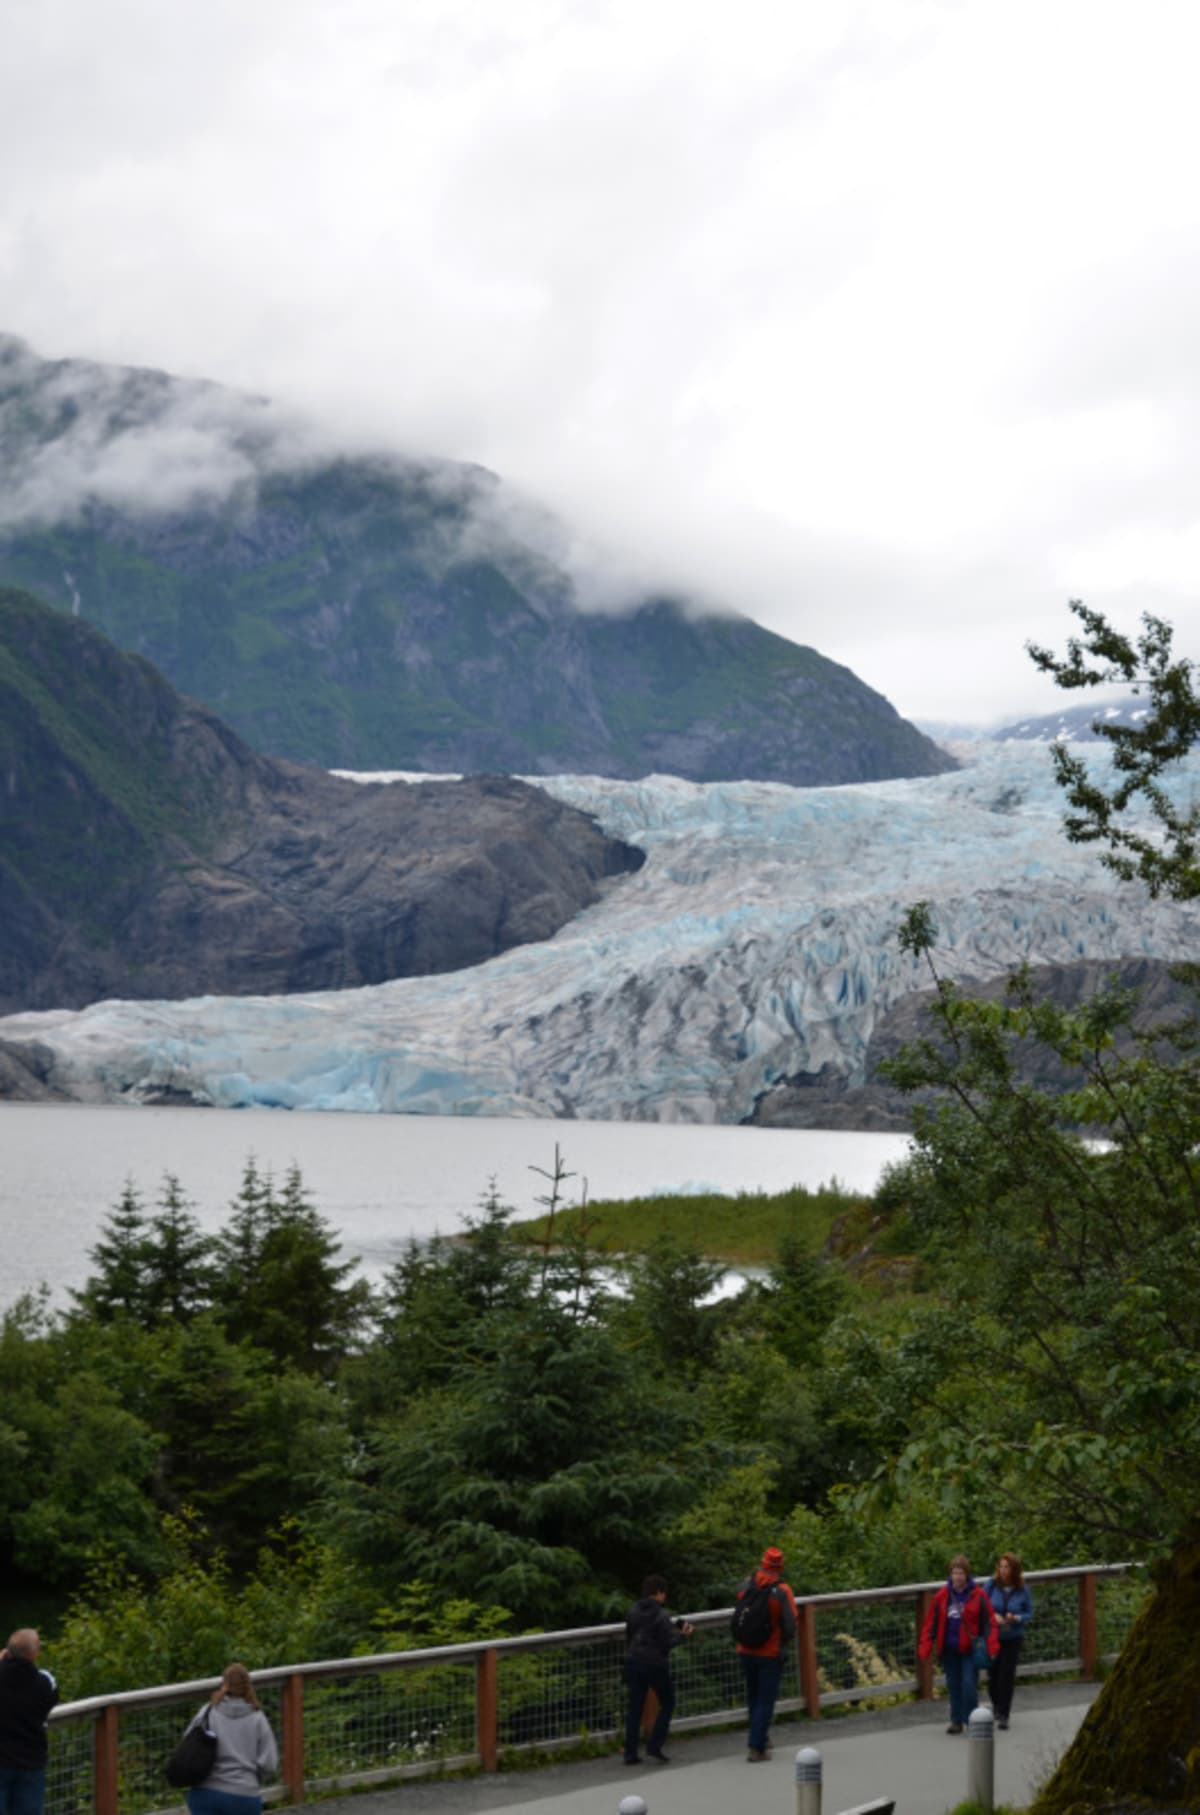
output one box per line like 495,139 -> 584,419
0,1103 -> 911,1306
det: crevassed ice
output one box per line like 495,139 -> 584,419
3,742 -> 1198,1122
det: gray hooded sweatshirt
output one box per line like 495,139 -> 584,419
188,1695 -> 279,1797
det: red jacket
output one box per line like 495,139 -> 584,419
918,1583 -> 999,1661
734,1568 -> 798,1658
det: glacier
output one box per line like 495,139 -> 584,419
2,741 -> 1198,1123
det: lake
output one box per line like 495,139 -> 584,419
0,1102 -> 912,1307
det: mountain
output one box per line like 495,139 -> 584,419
0,334 -> 953,785
989,696 -> 1150,741
0,586 -> 643,1016
3,741 -> 1195,1119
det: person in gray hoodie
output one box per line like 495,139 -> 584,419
184,1663 -> 278,1815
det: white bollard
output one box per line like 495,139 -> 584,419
967,1704 -> 995,1810
618,1797 -> 648,1815
795,1744 -> 823,1815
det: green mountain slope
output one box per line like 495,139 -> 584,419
0,334 -> 953,783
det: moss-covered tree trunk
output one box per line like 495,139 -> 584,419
1034,1537 -> 1200,1813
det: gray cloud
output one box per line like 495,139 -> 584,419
3,0 -> 1200,722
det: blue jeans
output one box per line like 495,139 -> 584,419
941,1647 -> 979,1725
0,1767 -> 46,1815
623,1660 -> 674,1760
185,1790 -> 262,1815
741,1653 -> 783,1753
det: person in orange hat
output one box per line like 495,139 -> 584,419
732,1547 -> 797,1761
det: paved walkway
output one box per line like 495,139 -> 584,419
294,1681 -> 1097,1815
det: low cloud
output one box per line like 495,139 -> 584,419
4,0 -> 1200,721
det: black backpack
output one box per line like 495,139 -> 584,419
731,1578 -> 775,1648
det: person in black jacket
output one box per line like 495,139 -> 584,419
623,1575 -> 693,1766
0,1629 -> 59,1815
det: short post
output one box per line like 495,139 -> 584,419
967,1704 -> 994,1810
618,1798 -> 648,1815
1078,1571 -> 1098,1678
93,1703 -> 119,1815
795,1743 -> 822,1815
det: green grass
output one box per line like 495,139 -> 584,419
511,1182 -> 871,1265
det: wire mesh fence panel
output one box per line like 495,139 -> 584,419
1020,1578 -> 1082,1668
111,1696 -> 203,1815
673,1622 -> 758,1722
302,1660 -> 477,1781
498,1637 -> 625,1751
45,1715 -> 94,1815
814,1599 -> 916,1702
1096,1571 -> 1148,1656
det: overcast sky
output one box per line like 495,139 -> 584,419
3,0 -> 1199,725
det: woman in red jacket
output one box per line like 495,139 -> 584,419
918,1553 -> 999,1734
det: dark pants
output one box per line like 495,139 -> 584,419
185,1791 -> 263,1815
0,1768 -> 46,1815
941,1646 -> 979,1725
741,1652 -> 783,1753
624,1659 -> 674,1761
988,1638 -> 1021,1719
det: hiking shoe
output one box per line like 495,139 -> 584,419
998,1719 -> 1009,1730
647,1749 -> 670,1763
747,1747 -> 769,1761
946,1723 -> 963,1734
623,1755 -> 641,1765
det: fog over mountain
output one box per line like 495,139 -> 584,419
0,334 -> 952,785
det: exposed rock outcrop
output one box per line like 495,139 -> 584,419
0,586 -> 643,1012
746,957 -> 1200,1131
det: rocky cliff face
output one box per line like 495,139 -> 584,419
0,586 -> 643,1013
0,334 -> 953,785
746,956 -> 1199,1130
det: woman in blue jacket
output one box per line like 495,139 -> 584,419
984,1552 -> 1033,1728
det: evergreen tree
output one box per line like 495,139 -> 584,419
74,1180 -> 153,1324
141,1175 -> 215,1324
214,1162 -> 371,1375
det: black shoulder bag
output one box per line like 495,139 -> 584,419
165,1713 -> 218,1787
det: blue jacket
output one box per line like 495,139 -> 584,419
984,1577 -> 1033,1643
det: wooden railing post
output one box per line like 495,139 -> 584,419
796,1602 -> 822,1719
93,1704 -> 119,1815
476,1647 -> 499,1771
916,1591 -> 935,1700
281,1671 -> 305,1802
1078,1571 -> 1098,1678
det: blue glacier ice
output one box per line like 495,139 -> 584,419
3,742 -> 1198,1122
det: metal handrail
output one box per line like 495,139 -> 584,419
43,1560 -> 1143,1815
48,1560 -> 1138,1724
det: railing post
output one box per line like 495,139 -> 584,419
1078,1571 -> 1098,1678
281,1671 -> 305,1802
93,1704 -> 119,1815
916,1591 -> 934,1699
476,1647 -> 499,1772
796,1602 -> 822,1719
